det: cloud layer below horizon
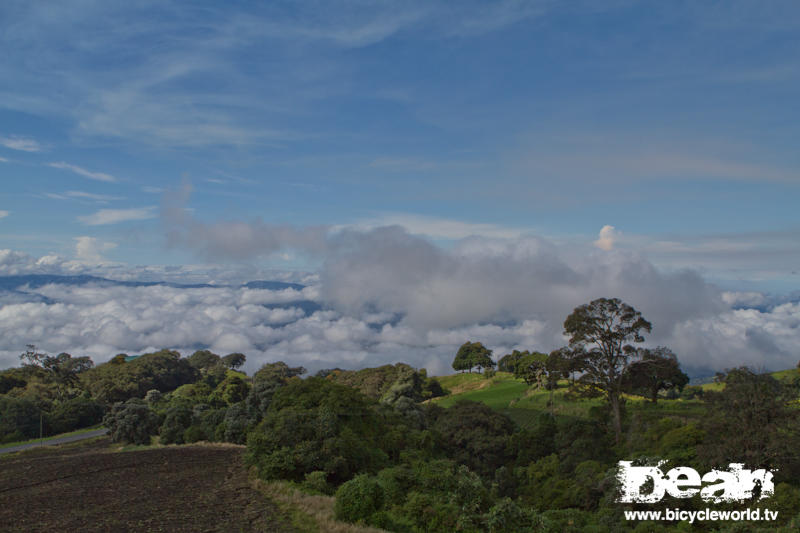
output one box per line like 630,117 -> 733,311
1,223 -> 798,377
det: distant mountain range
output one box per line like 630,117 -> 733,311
0,274 -> 321,316
0,274 -> 305,292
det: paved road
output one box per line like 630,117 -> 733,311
0,428 -> 108,455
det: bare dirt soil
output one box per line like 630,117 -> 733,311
0,438 -> 297,533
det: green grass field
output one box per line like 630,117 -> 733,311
433,371 -> 715,430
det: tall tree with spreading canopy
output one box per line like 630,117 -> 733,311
562,297 -> 652,443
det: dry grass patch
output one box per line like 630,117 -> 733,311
252,478 -> 387,533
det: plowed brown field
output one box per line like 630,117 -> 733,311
0,438 -> 296,533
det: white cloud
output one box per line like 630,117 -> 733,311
0,135 -> 41,152
594,225 -> 619,251
0,210 -> 8,219
48,162 -> 118,183
721,291 -> 767,307
0,245 -> 798,375
46,190 -> 123,202
0,274 -> 796,377
78,206 -> 156,225
0,156 -> 8,162
74,236 -> 117,262
349,213 -> 530,240
142,186 -> 165,194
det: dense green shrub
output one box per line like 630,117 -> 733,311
303,470 -> 334,495
335,474 -> 385,522
48,396 -> 104,434
0,396 -> 42,442
246,377 -> 393,484
430,400 -> 515,478
486,498 -> 533,533
103,399 -> 158,445
208,372 -> 250,406
159,405 -> 193,444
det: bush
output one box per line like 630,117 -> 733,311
431,400 -> 515,478
221,403 -> 250,443
246,378 -> 391,484
159,405 -> 193,444
103,399 -> 158,445
303,470 -> 333,495
487,498 -> 531,533
335,474 -> 385,523
49,396 -> 105,434
0,396 -> 42,442
183,425 -> 208,443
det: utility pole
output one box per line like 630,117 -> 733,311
39,411 -> 43,447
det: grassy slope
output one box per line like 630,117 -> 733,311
432,371 -> 724,428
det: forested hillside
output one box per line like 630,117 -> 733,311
2,299 -> 800,531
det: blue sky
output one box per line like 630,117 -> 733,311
1,1 -> 798,287
1,1 -> 800,373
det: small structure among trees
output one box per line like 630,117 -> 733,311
452,342 -> 495,373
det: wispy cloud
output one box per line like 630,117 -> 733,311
0,156 -> 8,162
78,206 -> 156,225
0,135 -> 42,152
48,162 -> 118,183
46,190 -> 123,202
510,132 -> 800,184
0,211 -> 9,219
349,213 -> 530,240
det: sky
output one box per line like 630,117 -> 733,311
0,1 -> 799,375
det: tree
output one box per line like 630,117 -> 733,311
246,378 -> 391,484
513,352 -> 548,387
18,346 -> 93,401
221,352 -> 246,370
430,400 -> 515,478
498,350 -> 526,373
187,349 -> 221,370
44,352 -> 94,400
622,347 -> 688,402
19,344 -> 47,367
699,367 -> 800,477
561,297 -> 652,443
81,349 -> 198,404
103,399 -> 159,445
253,361 -> 306,383
544,348 -> 572,390
452,342 -> 495,373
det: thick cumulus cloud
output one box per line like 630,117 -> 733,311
162,182 -> 329,261
320,228 -> 727,343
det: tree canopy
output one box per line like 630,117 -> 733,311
561,297 -> 653,443
452,342 -> 495,373
622,347 -> 689,402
